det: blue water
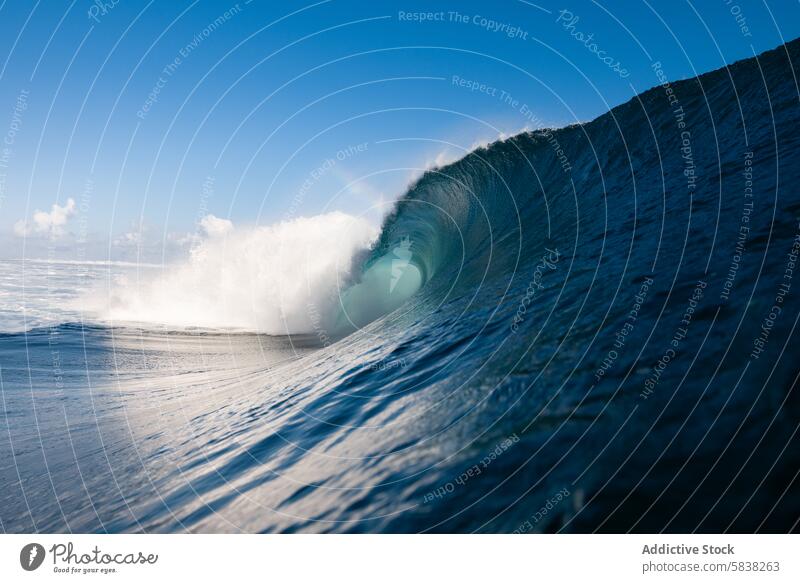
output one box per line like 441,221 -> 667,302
2,39 -> 800,533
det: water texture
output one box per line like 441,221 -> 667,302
1,40 -> 800,533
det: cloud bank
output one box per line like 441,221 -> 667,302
14,198 -> 77,238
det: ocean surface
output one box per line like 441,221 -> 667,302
2,39 -> 800,533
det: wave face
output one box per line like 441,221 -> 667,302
3,40 -> 800,533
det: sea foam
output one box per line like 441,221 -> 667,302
96,212 -> 377,334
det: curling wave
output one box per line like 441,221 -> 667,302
3,39 -> 800,534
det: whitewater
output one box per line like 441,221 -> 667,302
93,212 -> 380,334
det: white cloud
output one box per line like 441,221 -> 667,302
12,220 -> 28,237
111,215 -> 232,258
113,230 -> 143,247
199,214 -> 233,238
14,198 -> 77,238
168,231 -> 199,248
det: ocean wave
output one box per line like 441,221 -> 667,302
2,39 -> 800,533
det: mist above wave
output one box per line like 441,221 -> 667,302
93,212 -> 378,335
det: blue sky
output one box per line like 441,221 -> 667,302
1,0 -> 798,259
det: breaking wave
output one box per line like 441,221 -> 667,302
94,212 -> 377,334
